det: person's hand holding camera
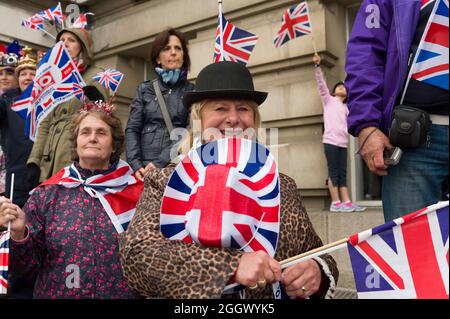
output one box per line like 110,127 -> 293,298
358,127 -> 393,176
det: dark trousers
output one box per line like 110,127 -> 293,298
323,143 -> 348,188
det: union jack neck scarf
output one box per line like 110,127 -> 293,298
160,137 -> 281,295
38,160 -> 143,233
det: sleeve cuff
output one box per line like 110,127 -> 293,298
11,226 -> 30,244
130,160 -> 144,172
312,256 -> 337,299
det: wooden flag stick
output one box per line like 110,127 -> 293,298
280,237 -> 348,269
7,173 -> 14,232
218,0 -> 225,61
311,35 -> 318,55
223,237 -> 348,291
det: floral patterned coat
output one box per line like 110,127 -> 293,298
9,163 -> 141,299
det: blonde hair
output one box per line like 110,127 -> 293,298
179,99 -> 262,155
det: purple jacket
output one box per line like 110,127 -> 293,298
345,0 -> 422,136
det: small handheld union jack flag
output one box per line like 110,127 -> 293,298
11,42 -> 86,141
214,6 -> 259,65
72,12 -> 94,29
92,68 -> 124,94
274,2 -> 313,48
21,15 -> 45,31
37,2 -> 64,26
348,201 -> 449,299
0,230 -> 9,295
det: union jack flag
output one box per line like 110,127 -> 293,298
410,0 -> 449,91
348,201 -> 449,299
274,2 -> 312,48
422,0 -> 435,10
214,12 -> 259,65
72,12 -> 94,29
37,2 -> 64,25
0,230 -> 9,295
11,42 -> 85,141
21,15 -> 45,31
161,138 -> 280,292
73,82 -> 85,101
92,68 -> 124,94
38,159 -> 143,234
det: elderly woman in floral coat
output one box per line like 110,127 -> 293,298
0,103 -> 143,298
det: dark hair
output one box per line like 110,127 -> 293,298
332,81 -> 348,103
150,28 -> 191,70
69,110 -> 125,164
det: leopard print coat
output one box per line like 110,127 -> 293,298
119,165 -> 339,299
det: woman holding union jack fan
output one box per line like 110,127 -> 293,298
120,61 -> 339,299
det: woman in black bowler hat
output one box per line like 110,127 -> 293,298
120,61 -> 339,299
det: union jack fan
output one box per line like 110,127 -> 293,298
120,61 -> 339,299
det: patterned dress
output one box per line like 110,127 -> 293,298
9,162 -> 141,299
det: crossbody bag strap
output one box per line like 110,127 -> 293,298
152,79 -> 174,134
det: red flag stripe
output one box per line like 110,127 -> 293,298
239,161 -> 276,191
357,241 -> 405,289
0,253 -> 9,267
425,23 -> 449,48
279,14 -> 309,38
181,157 -> 199,184
401,207 -> 428,224
0,277 -> 7,289
412,64 -> 449,80
234,224 -> 267,252
161,197 -> 190,215
227,137 -> 241,167
223,25 -> 251,60
103,183 -> 143,214
401,215 -> 448,298
228,188 -> 279,222
91,165 -> 130,184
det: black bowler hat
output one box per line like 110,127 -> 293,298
182,61 -> 268,108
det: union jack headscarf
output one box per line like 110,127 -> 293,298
160,137 -> 280,294
37,159 -> 143,233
